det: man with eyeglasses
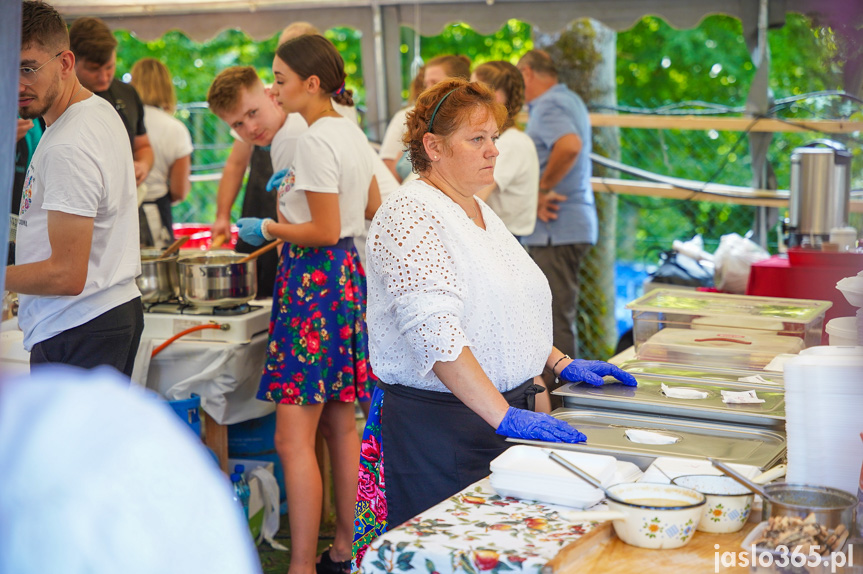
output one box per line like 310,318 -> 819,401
8,1 -> 144,376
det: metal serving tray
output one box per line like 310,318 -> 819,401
553,377 -> 785,430
618,360 -> 784,387
507,408 -> 787,471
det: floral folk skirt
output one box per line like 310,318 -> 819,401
353,385 -> 386,568
256,240 -> 374,405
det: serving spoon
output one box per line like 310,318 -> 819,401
154,235 -> 189,260
237,240 -> 283,264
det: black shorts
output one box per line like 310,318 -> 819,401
30,297 -> 144,377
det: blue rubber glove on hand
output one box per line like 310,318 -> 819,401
495,407 -> 587,443
236,217 -> 266,246
559,359 -> 638,387
266,169 -> 288,193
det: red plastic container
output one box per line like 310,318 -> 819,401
172,223 -> 238,251
787,247 -> 863,268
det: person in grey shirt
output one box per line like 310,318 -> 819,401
518,49 -> 598,362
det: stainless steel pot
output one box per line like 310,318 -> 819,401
762,483 -> 857,531
137,248 -> 180,303
177,252 -> 257,308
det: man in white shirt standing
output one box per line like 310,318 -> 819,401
8,1 -> 143,376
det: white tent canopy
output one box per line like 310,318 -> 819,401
50,0 -> 854,40
2,0 -> 858,294
48,0 -> 860,139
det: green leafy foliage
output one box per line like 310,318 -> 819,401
613,14 -> 849,263
108,14 -> 854,257
398,20 -> 533,100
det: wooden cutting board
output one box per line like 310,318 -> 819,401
546,520 -> 759,574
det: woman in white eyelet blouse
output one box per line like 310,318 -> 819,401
353,79 -> 635,564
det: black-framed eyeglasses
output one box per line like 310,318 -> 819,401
20,51 -> 63,86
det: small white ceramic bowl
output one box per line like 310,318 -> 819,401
672,475 -> 753,533
565,482 -> 706,549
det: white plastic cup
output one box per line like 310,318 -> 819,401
825,316 -> 859,346
829,227 -> 858,252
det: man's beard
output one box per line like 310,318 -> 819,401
19,79 -> 60,120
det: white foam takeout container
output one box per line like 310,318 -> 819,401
489,445 -> 616,509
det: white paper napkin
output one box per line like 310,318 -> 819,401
737,375 -> 773,384
763,353 -> 798,372
624,428 -> 680,445
661,383 -> 708,399
720,389 -> 765,404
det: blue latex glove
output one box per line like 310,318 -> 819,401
236,217 -> 266,246
266,168 -> 288,193
559,359 -> 638,387
495,407 -> 586,443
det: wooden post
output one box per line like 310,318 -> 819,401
202,410 -> 229,474
315,431 -> 334,523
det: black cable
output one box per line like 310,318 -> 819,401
592,90 -> 863,119
771,90 -> 863,110
590,102 -> 743,116
593,114 -> 764,200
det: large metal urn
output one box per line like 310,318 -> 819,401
787,139 -> 852,248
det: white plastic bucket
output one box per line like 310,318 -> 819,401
825,316 -> 859,346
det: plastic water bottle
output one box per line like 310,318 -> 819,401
230,472 -> 250,520
234,464 -> 250,491
234,464 -> 252,512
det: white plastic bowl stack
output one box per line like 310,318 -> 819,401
858,307 -> 863,345
834,271 -> 863,345
488,445 -> 617,509
783,347 -> 863,496
836,272 -> 863,308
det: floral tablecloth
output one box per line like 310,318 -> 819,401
358,478 -> 595,574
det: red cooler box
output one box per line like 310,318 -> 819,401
173,223 -> 238,250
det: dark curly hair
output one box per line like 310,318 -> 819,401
276,34 -> 354,107
403,78 -> 507,175
472,61 -> 525,131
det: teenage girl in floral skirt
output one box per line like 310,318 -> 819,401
236,34 -> 381,574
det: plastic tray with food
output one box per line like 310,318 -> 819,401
626,289 -> 832,353
739,514 -> 853,574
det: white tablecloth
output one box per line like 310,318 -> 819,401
140,332 -> 274,425
1,318 -> 273,425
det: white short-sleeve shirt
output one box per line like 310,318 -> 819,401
270,101 -> 359,171
277,116 -> 373,239
269,113 -> 307,172
15,96 -> 141,350
365,179 -> 553,392
141,105 -> 194,202
378,107 -> 411,161
488,127 -> 540,236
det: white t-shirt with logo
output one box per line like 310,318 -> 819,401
488,127 -> 540,236
277,116 -> 373,239
270,101 -> 358,172
15,95 -> 141,351
141,105 -> 194,202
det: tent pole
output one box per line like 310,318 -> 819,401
1,2 -> 22,296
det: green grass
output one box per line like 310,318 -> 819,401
257,516 -> 338,574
